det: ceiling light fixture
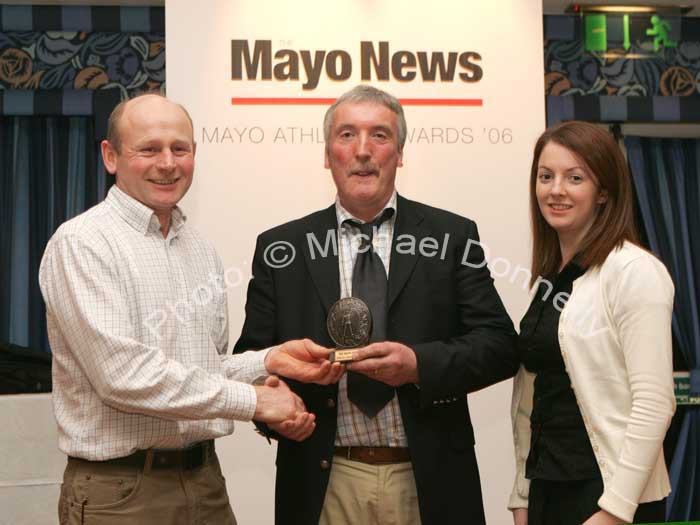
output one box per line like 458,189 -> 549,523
566,4 -> 691,15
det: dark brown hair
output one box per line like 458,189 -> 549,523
529,121 -> 638,285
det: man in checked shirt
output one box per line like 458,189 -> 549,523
235,85 -> 517,524
39,93 -> 343,524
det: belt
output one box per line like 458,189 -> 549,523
72,440 -> 215,471
334,446 -> 411,464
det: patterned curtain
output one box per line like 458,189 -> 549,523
626,136 -> 700,521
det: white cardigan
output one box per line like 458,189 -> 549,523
509,242 -> 676,523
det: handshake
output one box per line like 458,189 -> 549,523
251,338 -> 419,441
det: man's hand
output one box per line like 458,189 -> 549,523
346,342 -> 419,386
582,510 -> 627,525
269,412 -> 317,442
512,508 -> 527,525
265,339 -> 344,384
253,376 -> 307,424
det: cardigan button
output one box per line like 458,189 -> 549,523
320,459 -> 330,470
326,398 -> 336,409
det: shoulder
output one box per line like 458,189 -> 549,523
257,206 -> 335,242
600,241 -> 674,299
46,200 -> 114,251
40,201 -> 119,285
602,241 -> 669,276
399,195 -> 477,231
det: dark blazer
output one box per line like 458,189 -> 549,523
234,195 -> 518,525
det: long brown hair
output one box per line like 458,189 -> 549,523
529,121 -> 638,285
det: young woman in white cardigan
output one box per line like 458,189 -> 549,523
510,121 -> 675,525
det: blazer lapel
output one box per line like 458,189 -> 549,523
303,204 -> 341,313
388,195 -> 426,310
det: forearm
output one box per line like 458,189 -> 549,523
102,352 -> 259,422
221,348 -> 270,383
413,330 -> 518,405
509,366 -> 534,510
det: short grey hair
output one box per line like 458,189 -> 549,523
323,85 -> 407,151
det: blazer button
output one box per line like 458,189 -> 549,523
326,398 -> 336,409
320,459 -> 330,470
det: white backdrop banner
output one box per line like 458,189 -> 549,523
166,1 -> 544,523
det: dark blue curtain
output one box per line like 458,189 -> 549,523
0,116 -> 111,353
626,136 -> 700,522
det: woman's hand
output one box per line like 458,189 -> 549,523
512,507 -> 528,525
581,509 -> 627,525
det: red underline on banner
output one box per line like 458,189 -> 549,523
231,97 -> 483,107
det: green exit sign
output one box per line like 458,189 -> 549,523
585,14 -> 607,52
674,372 -> 700,405
584,13 -> 675,54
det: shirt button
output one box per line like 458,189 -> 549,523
320,460 -> 330,470
326,398 -> 336,409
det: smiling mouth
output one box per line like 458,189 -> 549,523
548,203 -> 572,210
150,178 -> 180,186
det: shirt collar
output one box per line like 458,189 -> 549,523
106,185 -> 187,236
558,258 -> 586,282
335,191 -> 398,229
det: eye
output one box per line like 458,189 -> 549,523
568,173 -> 584,183
537,172 -> 553,182
338,130 -> 354,139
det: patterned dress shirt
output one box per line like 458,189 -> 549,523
39,185 -> 267,461
334,191 -> 408,447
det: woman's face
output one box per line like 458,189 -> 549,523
535,142 -> 607,243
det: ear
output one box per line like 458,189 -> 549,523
397,148 -> 404,168
324,147 -> 330,169
597,189 -> 608,205
100,140 -> 118,175
192,141 -> 197,158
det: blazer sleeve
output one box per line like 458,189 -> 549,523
411,220 -> 518,409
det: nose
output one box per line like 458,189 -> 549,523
156,149 -> 176,171
355,133 -> 371,161
551,175 -> 565,196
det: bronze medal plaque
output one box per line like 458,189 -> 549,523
327,297 -> 371,362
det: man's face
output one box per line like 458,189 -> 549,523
101,96 -> 196,215
325,101 -> 403,215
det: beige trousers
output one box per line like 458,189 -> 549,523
319,456 -> 421,525
58,451 -> 236,525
